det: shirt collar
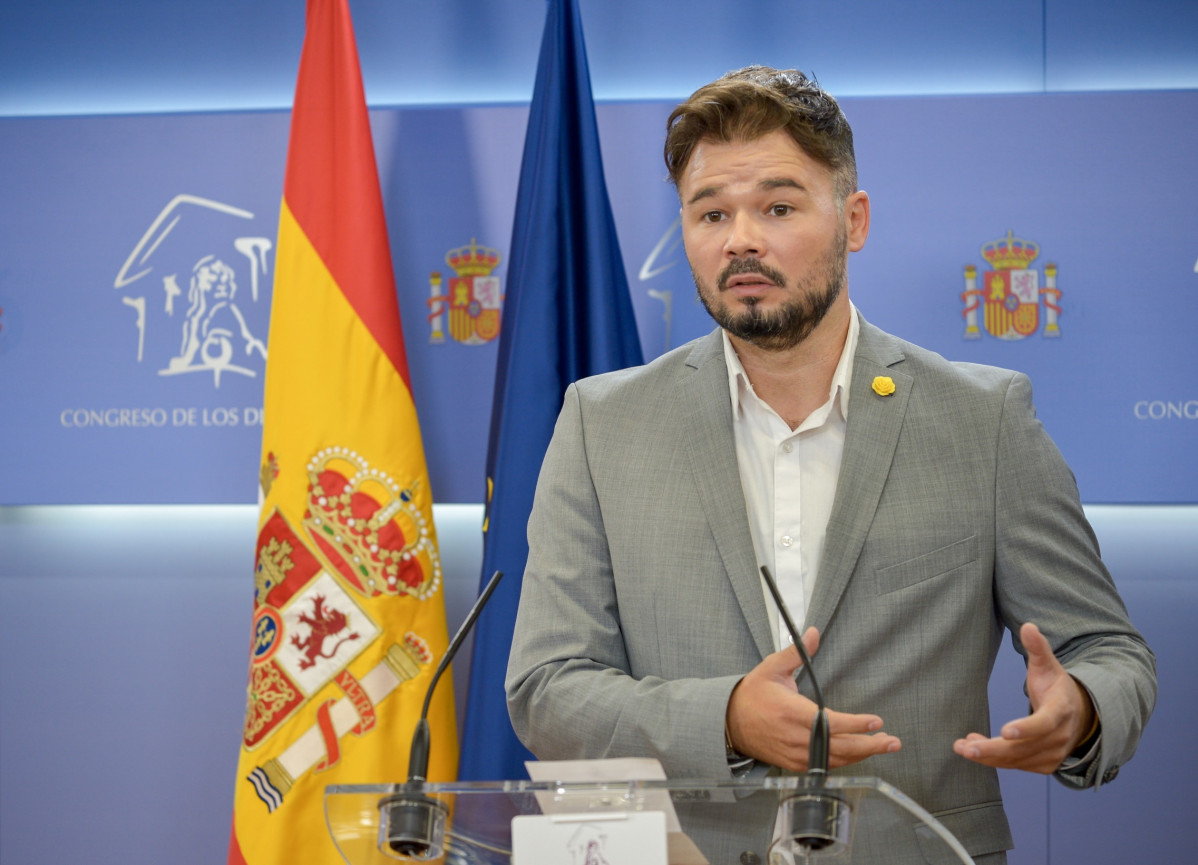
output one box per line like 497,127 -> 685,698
723,303 -> 860,423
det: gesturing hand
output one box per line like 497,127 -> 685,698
725,627 -> 901,773
953,622 -> 1096,774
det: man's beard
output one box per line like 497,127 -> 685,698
693,227 -> 847,352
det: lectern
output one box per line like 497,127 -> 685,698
326,776 -> 973,864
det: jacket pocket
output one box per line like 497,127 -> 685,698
872,534 -> 979,595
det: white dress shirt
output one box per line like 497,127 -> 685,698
723,309 -> 860,651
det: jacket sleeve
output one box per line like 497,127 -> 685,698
991,372 -> 1156,788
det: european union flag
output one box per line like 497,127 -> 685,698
458,0 -> 644,780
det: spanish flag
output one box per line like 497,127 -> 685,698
228,1 -> 457,862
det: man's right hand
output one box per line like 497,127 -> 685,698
724,627 -> 902,772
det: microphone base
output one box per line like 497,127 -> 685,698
777,789 -> 852,858
378,787 -> 449,861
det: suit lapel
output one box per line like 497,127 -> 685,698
807,317 -> 912,635
678,331 -> 775,660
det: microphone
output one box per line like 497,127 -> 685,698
379,569 -> 504,860
759,565 -> 850,858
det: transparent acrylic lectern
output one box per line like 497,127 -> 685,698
326,776 -> 974,865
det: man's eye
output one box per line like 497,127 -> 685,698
770,204 -> 792,217
701,211 -> 724,223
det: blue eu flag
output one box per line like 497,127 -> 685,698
458,0 -> 644,780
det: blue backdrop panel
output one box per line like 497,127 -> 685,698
1,91 -> 1195,504
843,91 -> 1198,503
0,112 -> 288,503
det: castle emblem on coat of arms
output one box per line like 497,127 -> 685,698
428,239 -> 503,345
961,230 -> 1062,340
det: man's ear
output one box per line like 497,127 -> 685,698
845,190 -> 870,252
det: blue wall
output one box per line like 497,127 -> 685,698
1,2 -> 1195,864
3,0 -> 1198,116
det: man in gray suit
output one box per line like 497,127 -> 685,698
505,67 -> 1155,864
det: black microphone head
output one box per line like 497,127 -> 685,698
379,784 -> 449,860
777,788 -> 852,857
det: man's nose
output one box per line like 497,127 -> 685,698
723,214 -> 764,258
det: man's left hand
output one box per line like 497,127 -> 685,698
953,622 -> 1096,774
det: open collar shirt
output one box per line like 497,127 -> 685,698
722,307 -> 860,652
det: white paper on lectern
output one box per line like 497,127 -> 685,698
525,757 -> 667,783
524,758 -> 711,864
524,757 -> 680,831
511,811 -> 667,865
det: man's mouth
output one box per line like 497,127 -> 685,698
718,259 -> 785,294
723,274 -> 774,292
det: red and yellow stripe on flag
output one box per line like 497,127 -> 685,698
229,1 -> 457,862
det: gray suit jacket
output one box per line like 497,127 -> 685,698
506,316 -> 1155,863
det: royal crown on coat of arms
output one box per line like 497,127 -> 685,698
300,447 -> 442,600
961,230 -> 1062,340
427,238 -> 504,345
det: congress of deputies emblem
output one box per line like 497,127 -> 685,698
114,194 -> 273,386
427,239 -> 503,345
961,230 -> 1062,340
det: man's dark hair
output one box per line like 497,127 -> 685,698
664,66 -> 858,201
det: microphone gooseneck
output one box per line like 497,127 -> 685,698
759,565 -> 851,858
408,568 -> 505,783
380,570 -> 505,860
759,565 -> 827,775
